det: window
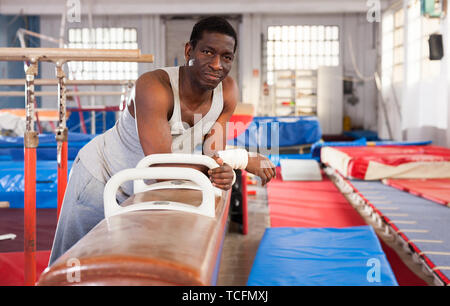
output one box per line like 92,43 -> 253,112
382,6 -> 404,88
384,0 -> 442,87
266,25 -> 339,85
67,27 -> 139,80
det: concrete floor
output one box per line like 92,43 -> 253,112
217,173 -> 437,286
217,180 -> 269,286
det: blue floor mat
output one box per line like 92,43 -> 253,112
247,226 -> 398,286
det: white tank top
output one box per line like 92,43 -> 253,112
78,66 -> 224,196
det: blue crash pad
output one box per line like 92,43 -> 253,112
0,160 -> 73,208
247,226 -> 398,286
227,116 -> 321,148
0,132 -> 94,161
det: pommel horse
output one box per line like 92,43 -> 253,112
37,154 -> 231,286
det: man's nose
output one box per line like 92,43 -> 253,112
209,55 -> 223,71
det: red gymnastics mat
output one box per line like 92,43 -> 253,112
321,145 -> 450,180
266,168 -> 428,286
0,250 -> 50,286
383,178 -> 450,207
267,169 -> 366,228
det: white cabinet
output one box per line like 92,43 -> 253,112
272,66 -> 343,135
317,66 -> 343,134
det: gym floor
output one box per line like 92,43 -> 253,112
218,181 -> 269,285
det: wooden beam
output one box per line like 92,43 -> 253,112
0,48 -> 153,63
0,79 -> 135,86
0,91 -> 126,97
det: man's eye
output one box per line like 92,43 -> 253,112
202,50 -> 213,55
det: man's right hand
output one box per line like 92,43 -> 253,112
245,153 -> 276,186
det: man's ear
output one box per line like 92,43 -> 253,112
184,42 -> 193,64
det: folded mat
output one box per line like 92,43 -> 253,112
247,226 -> 398,286
321,145 -> 450,180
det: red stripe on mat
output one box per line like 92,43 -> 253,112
0,250 -> 50,286
267,167 -> 428,286
384,178 -> 450,207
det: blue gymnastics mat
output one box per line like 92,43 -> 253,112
0,160 -> 73,208
247,226 -> 398,286
350,180 -> 450,285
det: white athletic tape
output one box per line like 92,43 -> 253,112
217,149 -> 248,170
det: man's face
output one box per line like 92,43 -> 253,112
186,31 -> 235,90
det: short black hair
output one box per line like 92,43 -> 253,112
189,16 -> 238,53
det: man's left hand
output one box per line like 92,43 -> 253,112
245,153 -> 276,186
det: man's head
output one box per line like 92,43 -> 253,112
189,16 -> 237,54
185,16 -> 237,90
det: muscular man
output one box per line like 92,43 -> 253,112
49,16 -> 276,265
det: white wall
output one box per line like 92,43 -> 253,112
380,1 -> 450,146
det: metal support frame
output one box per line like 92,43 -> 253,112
0,47 -> 154,286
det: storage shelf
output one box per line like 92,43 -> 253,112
274,69 -> 318,117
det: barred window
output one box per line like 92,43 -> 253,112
266,25 -> 339,85
67,27 -> 138,80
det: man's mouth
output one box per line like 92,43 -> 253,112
204,73 -> 221,81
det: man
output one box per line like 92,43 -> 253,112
49,16 -> 276,265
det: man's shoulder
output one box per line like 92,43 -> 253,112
136,69 -> 170,89
134,69 -> 174,105
221,75 -> 239,108
222,75 -> 237,89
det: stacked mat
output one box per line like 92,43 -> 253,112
321,145 -> 450,180
227,116 -> 321,148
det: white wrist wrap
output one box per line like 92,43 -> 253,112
217,149 -> 248,170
